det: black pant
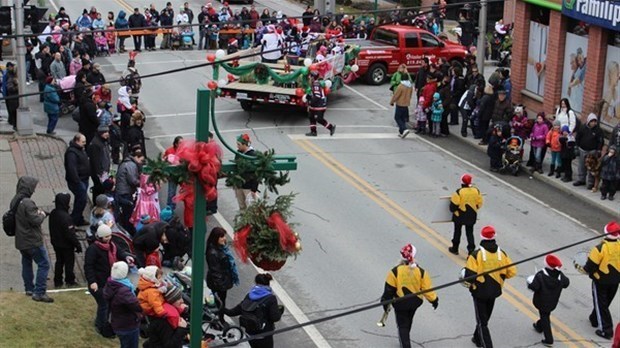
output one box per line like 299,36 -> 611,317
6,98 -> 18,127
394,306 -> 420,348
53,246 -> 76,285
561,158 -> 573,180
249,336 -> 274,348
535,310 -> 553,343
309,110 -> 331,132
132,35 -> 142,50
589,281 -> 618,336
472,296 -> 495,348
601,179 -> 617,198
440,111 -> 450,135
452,222 -> 475,253
115,193 -> 136,236
449,104 -> 459,124
91,176 -> 104,204
461,108 -> 472,136
477,119 -> 490,140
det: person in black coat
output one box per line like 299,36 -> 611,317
449,66 -> 467,125
64,133 -> 91,225
161,211 -> 191,266
103,261 -> 143,347
487,125 -> 505,172
125,111 -> 146,156
224,273 -> 283,348
128,8 -> 147,51
132,221 -> 168,267
87,126 -> 111,203
206,227 -> 239,316
79,89 -> 99,145
527,254 -> 570,346
49,192 -> 82,288
476,85 -> 495,142
86,63 -> 106,86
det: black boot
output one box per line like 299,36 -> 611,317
547,165 -> 555,176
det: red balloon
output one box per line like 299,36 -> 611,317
324,87 -> 331,95
309,64 -> 318,72
227,74 -> 235,82
206,54 -> 216,62
325,33 -> 332,40
295,88 -> 304,97
207,81 -> 217,90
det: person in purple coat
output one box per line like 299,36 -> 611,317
529,113 -> 550,174
103,261 -> 143,348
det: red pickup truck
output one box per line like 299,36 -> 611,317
353,25 -> 469,85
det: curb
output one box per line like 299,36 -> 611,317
449,130 -> 619,217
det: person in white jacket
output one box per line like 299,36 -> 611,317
555,98 -> 577,134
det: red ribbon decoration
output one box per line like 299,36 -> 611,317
266,212 -> 297,253
233,225 -> 253,263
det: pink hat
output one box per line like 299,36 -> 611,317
544,254 -> 562,270
480,226 -> 496,240
400,243 -> 416,263
604,221 -> 620,239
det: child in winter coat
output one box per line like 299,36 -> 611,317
487,125 -> 505,171
103,261 -> 143,347
130,174 -> 160,227
511,105 -> 531,141
559,125 -> 576,182
527,254 -> 570,346
600,146 -> 619,201
414,96 -> 427,134
143,286 -> 189,348
530,113 -> 549,174
430,92 -> 443,137
49,193 -> 82,288
137,266 -> 167,318
546,120 -> 562,178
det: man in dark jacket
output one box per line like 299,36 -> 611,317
574,113 -> 605,188
133,221 -> 168,267
527,254 -> 570,346
233,134 -> 259,210
86,63 -> 106,86
159,3 -> 174,49
79,89 -> 99,145
87,125 -> 111,203
65,133 -> 91,226
49,193 -> 82,288
128,8 -> 147,51
449,66 -> 467,125
115,147 -> 144,234
490,89 -> 512,124
11,176 -> 52,302
449,174 -> 483,255
414,58 -> 429,97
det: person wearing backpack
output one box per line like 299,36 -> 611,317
10,176 -> 53,303
225,273 -> 284,348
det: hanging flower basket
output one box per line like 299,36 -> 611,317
250,252 -> 287,271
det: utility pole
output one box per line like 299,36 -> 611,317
314,0 -> 325,15
475,0 -> 487,77
14,0 -> 33,136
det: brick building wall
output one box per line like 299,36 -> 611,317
504,0 -> 516,23
511,0 -> 531,107
542,10 -> 567,113
582,26 -> 608,117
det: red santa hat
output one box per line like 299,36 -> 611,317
604,221 -> 620,239
228,38 -> 238,46
400,243 -> 416,264
480,225 -> 496,240
461,173 -> 472,187
544,254 -> 562,270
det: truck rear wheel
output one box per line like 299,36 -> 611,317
366,63 -> 387,85
240,100 -> 253,111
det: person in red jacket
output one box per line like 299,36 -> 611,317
421,74 -> 438,134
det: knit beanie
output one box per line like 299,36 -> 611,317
480,225 -> 496,240
160,206 -> 173,222
165,286 -> 183,304
139,265 -> 159,283
604,221 -> 620,240
96,224 -> 112,238
95,194 -> 109,208
544,254 -> 562,270
111,261 -> 129,280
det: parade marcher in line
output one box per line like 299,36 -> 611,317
234,134 -> 259,210
390,72 -> 413,139
11,176 -> 53,302
583,221 -> 620,339
64,133 -> 91,226
103,261 -> 143,348
49,192 -> 82,288
224,273 -> 284,348
206,227 -> 239,319
381,244 -> 439,348
463,226 -> 517,347
305,73 -> 336,137
84,224 -> 135,338
527,254 -> 570,347
449,174 -> 483,255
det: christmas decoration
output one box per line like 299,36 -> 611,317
206,54 -> 216,62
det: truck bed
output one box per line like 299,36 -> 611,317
222,81 -> 296,96
344,39 -> 395,50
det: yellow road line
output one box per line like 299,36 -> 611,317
295,139 -> 591,348
114,0 -> 133,12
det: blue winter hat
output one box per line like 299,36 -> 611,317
161,206 -> 173,222
561,125 -> 570,133
433,92 -> 440,99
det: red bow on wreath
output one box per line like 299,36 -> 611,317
233,212 -> 297,263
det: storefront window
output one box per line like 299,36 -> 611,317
525,7 -> 550,96
560,18 -> 588,113
601,32 -> 620,127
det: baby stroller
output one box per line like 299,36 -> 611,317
94,33 -> 110,57
501,136 -> 523,176
56,75 -> 77,116
180,30 -> 194,50
170,30 -> 182,50
105,26 -> 117,54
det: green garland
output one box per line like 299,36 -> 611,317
144,154 -> 191,186
225,149 -> 290,195
220,62 -> 306,85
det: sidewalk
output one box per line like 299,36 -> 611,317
446,124 -> 620,217
0,134 -> 89,292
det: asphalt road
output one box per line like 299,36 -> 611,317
38,0 -> 620,347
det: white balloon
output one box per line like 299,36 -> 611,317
218,79 -> 228,88
215,49 -> 226,59
301,95 -> 307,103
324,80 -> 332,89
351,64 -> 359,72
303,58 -> 313,67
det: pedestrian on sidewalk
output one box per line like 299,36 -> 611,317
88,125 -> 111,203
600,146 -> 619,201
115,146 -> 144,235
380,244 -> 439,348
43,76 -> 61,135
11,176 -> 53,303
527,254 -> 570,347
559,126 -> 576,182
583,221 -> 620,340
3,63 -> 19,130
305,75 -> 336,137
103,261 -> 143,348
529,113 -> 549,174
49,192 -> 82,288
574,113 -> 604,188
79,89 -> 99,145
475,85 -> 494,142
449,174 -> 483,255
390,73 -> 413,138
463,226 -> 517,347
206,227 -> 240,319
555,98 -> 577,134
128,8 -> 147,52
163,136 -> 183,209
545,120 -> 562,178
430,92 -> 443,138
64,133 -> 91,226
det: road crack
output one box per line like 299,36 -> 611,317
314,239 -> 327,254
293,206 -> 330,222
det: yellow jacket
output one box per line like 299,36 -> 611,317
464,240 -> 517,299
381,263 -> 437,311
584,239 -> 620,284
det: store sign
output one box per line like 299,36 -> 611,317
562,0 -> 620,31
